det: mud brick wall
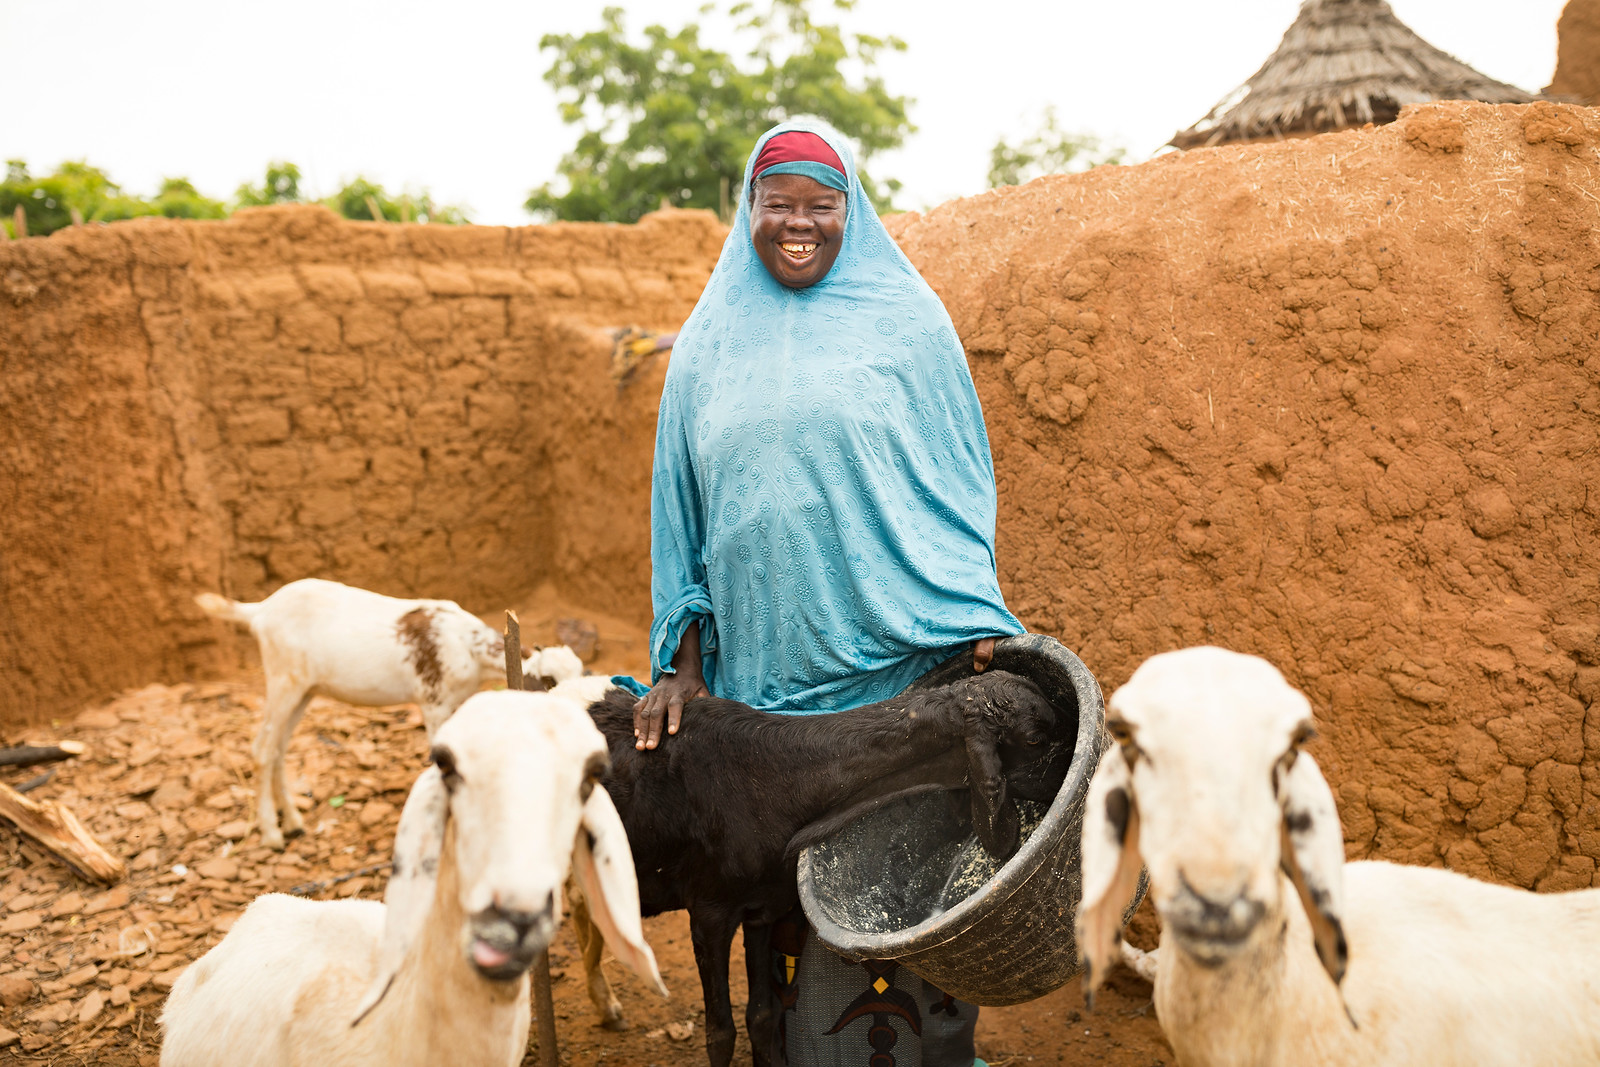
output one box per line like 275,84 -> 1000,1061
5,103 -> 1600,896
0,204 -> 719,724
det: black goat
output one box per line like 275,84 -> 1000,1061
580,670 -> 1065,1067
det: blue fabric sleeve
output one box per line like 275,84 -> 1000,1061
609,675 -> 650,698
647,372 -> 718,687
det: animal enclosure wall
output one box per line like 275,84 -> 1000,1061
2,101 -> 1597,893
890,102 -> 1600,891
0,205 -> 717,724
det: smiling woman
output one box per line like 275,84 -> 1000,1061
629,119 -> 1021,1067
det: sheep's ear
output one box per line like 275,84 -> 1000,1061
1077,747 -> 1142,1008
351,766 -> 448,1026
575,786 -> 668,997
966,732 -> 1020,859
1278,750 -> 1348,987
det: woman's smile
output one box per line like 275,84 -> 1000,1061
780,241 -> 818,262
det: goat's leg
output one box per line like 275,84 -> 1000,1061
570,882 -> 626,1030
742,919 -> 777,1067
419,701 -> 452,739
252,683 -> 309,851
273,691 -> 315,838
689,904 -> 741,1067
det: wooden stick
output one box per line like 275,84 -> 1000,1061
506,611 -> 559,1067
0,780 -> 125,883
365,194 -> 385,222
288,861 -> 391,897
14,769 -> 55,794
0,741 -> 86,769
13,205 -> 27,238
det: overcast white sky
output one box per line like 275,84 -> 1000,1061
1,0 -> 1568,222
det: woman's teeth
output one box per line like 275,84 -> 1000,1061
781,242 -> 817,260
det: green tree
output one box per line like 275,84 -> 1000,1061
323,176 -> 469,224
987,108 -> 1125,189
528,0 -> 912,223
98,177 -> 228,222
1,159 -> 120,236
236,161 -> 305,206
1,161 -> 226,235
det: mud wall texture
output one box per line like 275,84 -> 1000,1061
1,205 -> 715,724
1549,0 -> 1600,104
888,102 -> 1600,890
4,102 -> 1598,893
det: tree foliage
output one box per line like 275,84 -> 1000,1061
235,161 -> 305,206
528,0 -> 913,223
987,108 -> 1125,189
1,159 -> 467,237
323,176 -> 469,224
1,160 -> 222,236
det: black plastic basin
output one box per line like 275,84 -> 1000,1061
797,633 -> 1144,1005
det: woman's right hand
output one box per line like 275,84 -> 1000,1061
633,620 -> 708,750
633,671 -> 708,750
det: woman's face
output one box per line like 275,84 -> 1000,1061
750,174 -> 845,289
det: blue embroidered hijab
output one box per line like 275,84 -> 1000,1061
649,119 -> 1023,713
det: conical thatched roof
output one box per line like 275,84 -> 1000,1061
1171,0 -> 1538,149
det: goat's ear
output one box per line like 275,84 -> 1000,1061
1077,746 -> 1142,1008
966,732 -> 1020,859
351,765 -> 448,1026
1278,750 -> 1348,987
575,785 -> 668,998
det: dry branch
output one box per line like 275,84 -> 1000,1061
0,780 -> 125,883
0,740 -> 86,769
14,769 -> 56,794
288,862 -> 391,897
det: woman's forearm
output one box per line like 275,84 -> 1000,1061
669,620 -> 704,681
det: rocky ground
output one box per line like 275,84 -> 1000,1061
0,675 -> 1171,1065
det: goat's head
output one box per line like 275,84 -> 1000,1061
934,671 -> 1060,860
521,644 -> 585,689
469,622 -> 510,675
351,690 -> 666,1025
1077,647 -> 1347,1003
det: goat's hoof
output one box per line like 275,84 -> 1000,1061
261,833 -> 286,851
283,823 -> 306,839
599,1011 -> 629,1032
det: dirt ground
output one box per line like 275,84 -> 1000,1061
0,607 -> 1171,1065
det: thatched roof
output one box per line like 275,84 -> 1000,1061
1171,0 -> 1538,149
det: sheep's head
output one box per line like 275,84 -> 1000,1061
1077,647 -> 1347,1002
351,691 -> 666,1024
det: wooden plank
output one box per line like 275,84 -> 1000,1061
0,780 -> 125,883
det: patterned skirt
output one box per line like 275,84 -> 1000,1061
767,909 -> 978,1067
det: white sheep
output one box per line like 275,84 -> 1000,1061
159,689 -> 667,1067
1078,646 -> 1600,1067
196,578 -> 573,849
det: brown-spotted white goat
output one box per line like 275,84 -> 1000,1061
158,690 -> 667,1067
197,578 -> 569,849
1078,646 -> 1600,1067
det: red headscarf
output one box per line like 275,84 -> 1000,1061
751,131 -> 849,191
